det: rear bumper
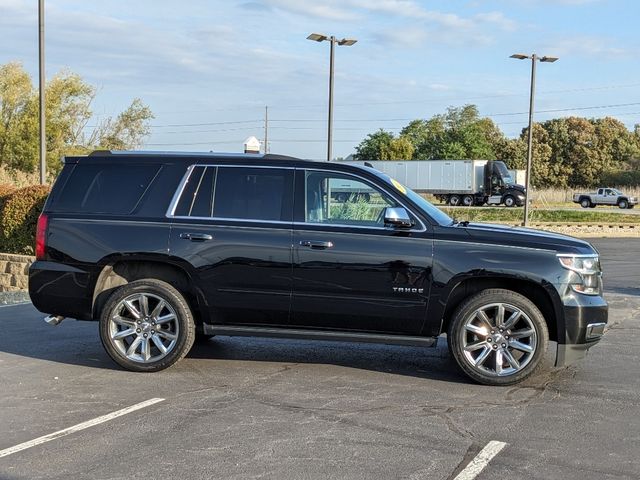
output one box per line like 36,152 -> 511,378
28,261 -> 93,320
555,293 -> 608,367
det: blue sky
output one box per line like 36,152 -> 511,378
1,0 -> 639,159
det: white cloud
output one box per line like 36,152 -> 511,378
474,11 -> 517,32
542,35 -> 633,58
264,0 -> 361,21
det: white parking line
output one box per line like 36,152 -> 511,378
454,440 -> 507,480
0,398 -> 165,459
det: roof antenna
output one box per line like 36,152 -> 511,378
364,161 -> 374,168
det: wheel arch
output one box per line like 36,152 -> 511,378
438,276 -> 562,343
92,257 -> 209,327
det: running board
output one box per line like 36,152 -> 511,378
203,325 -> 437,348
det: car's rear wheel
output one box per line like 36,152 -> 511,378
99,279 -> 195,372
448,289 -> 549,386
580,198 -> 591,208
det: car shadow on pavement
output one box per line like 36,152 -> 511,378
0,304 -> 474,383
186,335 -> 475,384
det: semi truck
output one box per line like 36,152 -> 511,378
342,159 -> 526,207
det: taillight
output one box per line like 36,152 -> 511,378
35,213 -> 48,260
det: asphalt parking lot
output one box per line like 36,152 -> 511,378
0,238 -> 638,480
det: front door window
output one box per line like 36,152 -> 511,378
305,171 -> 397,227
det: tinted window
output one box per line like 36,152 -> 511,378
173,166 -> 216,217
305,171 -> 396,227
213,167 -> 292,221
54,164 -> 160,214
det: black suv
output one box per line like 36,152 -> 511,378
29,151 -> 608,385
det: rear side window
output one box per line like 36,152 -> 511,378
54,164 -> 160,214
172,166 -> 293,222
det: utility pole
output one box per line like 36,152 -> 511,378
264,106 -> 269,154
38,0 -> 46,184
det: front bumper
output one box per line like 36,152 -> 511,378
554,293 -> 608,367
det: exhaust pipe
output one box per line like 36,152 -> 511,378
44,315 -> 65,326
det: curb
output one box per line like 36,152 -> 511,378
0,291 -> 30,306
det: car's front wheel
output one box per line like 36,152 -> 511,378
99,279 -> 196,372
448,289 -> 549,386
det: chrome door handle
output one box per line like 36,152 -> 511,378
180,233 -> 213,242
299,240 -> 334,249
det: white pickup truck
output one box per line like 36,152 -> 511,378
573,188 -> 637,209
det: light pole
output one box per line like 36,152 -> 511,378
307,33 -> 357,162
38,0 -> 46,184
510,53 -> 558,226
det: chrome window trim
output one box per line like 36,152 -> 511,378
166,163 -> 427,232
166,164 -> 196,217
170,215 -> 292,225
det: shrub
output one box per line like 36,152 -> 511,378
0,184 -> 16,198
0,185 -> 50,254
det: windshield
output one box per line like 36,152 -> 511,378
611,188 -> 623,195
495,161 -> 514,185
379,174 -> 453,226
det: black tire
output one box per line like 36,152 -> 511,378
618,200 -> 628,209
589,204 -> 596,208
447,289 -> 549,386
462,195 -> 474,207
449,195 -> 461,206
580,198 -> 591,208
503,195 -> 516,207
99,279 -> 196,372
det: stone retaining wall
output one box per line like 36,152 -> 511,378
0,253 -> 34,292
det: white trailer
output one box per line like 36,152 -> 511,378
342,159 -> 526,207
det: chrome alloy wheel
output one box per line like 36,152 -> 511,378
460,302 -> 537,377
108,293 -> 179,363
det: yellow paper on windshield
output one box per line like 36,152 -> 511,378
390,178 -> 407,194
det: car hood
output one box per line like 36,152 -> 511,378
459,222 -> 597,255
507,183 -> 526,192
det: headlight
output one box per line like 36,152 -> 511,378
557,254 -> 602,295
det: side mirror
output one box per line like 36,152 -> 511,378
384,207 -> 413,229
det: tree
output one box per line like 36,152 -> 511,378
353,129 -> 394,160
380,136 -> 414,160
391,105 -> 504,160
354,104 -> 640,187
494,137 -> 527,170
0,62 -> 154,177
400,118 -> 445,159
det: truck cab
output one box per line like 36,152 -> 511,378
483,160 -> 526,207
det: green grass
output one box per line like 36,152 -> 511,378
436,207 -> 640,224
